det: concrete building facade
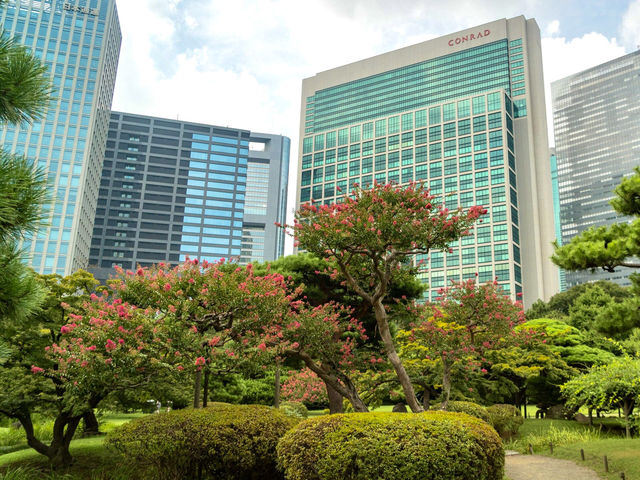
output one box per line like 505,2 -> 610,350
0,0 -> 121,275
552,51 -> 640,288
89,112 -> 289,283
297,16 -> 558,307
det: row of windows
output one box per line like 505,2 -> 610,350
305,111 -> 507,154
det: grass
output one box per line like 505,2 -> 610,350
507,418 -> 640,480
0,414 -> 147,479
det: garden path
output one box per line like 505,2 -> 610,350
505,453 -> 601,480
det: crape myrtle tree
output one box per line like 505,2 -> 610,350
398,280 -> 526,409
111,259 -> 294,408
281,367 -> 329,406
562,357 -> 640,438
287,182 -> 485,412
246,300 -> 374,412
2,295 -> 176,467
254,252 -> 424,412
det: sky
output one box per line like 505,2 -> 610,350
111,0 -> 640,254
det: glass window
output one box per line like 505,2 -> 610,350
429,106 -> 441,124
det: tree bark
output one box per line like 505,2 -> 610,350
326,380 -> 344,414
19,411 -> 82,468
295,351 -> 368,412
82,410 -> 100,436
422,386 -> 431,410
372,299 -> 423,412
193,369 -> 202,408
622,399 -> 634,439
274,362 -> 281,408
202,369 -> 209,408
441,358 -> 452,410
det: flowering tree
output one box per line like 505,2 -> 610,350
2,295 -> 175,467
281,368 -> 329,405
112,259 -> 293,408
248,301 -> 373,412
287,182 -> 485,412
399,280 -> 525,409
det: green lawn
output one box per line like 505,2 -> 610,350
0,413 -> 146,479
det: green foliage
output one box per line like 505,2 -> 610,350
521,318 -> 615,368
106,403 -> 298,480
562,357 -> 640,437
486,404 -> 523,437
279,401 -> 309,418
0,33 -> 52,124
276,411 -> 504,480
442,400 -> 491,424
526,281 -> 632,321
0,151 -> 48,244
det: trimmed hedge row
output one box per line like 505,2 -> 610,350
276,411 -> 504,480
442,400 -> 492,424
487,404 -> 524,438
105,403 -> 298,480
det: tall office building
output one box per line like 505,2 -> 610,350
552,51 -> 640,289
297,16 -> 558,307
0,0 -> 121,275
89,112 -> 290,283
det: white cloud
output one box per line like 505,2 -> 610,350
545,19 -> 560,36
621,0 -> 640,49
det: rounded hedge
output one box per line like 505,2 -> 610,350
279,401 -> 309,418
442,401 -> 491,424
106,403 -> 299,480
276,411 -> 504,480
487,404 -> 524,438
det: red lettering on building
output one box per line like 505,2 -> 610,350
448,29 -> 491,47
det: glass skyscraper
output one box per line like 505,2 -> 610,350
552,51 -> 640,288
0,0 -> 121,275
88,112 -> 290,283
297,17 -> 558,307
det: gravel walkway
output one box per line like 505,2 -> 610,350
505,453 -> 601,480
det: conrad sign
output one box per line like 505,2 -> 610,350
448,29 -> 491,46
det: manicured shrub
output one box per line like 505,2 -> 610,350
442,400 -> 492,424
106,403 -> 298,480
277,411 -> 504,480
487,404 -> 524,438
279,401 -> 308,418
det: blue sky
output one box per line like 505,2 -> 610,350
111,0 -> 640,251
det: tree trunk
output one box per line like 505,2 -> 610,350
588,407 -> 593,426
20,412 -> 82,468
622,399 -> 634,439
82,410 -> 100,436
296,351 -> 368,412
372,299 -> 423,412
274,362 -> 281,408
202,369 -> 209,408
441,358 -> 452,410
193,369 -> 202,408
325,380 -> 344,414
422,388 -> 431,410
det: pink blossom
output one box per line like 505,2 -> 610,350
105,339 -> 117,351
31,365 -> 44,374
195,357 -> 206,366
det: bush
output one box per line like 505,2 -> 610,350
442,401 -> 491,424
106,403 -> 299,480
487,404 -> 524,438
279,401 -> 308,418
277,411 -> 504,480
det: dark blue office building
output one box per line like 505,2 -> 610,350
89,112 -> 289,281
